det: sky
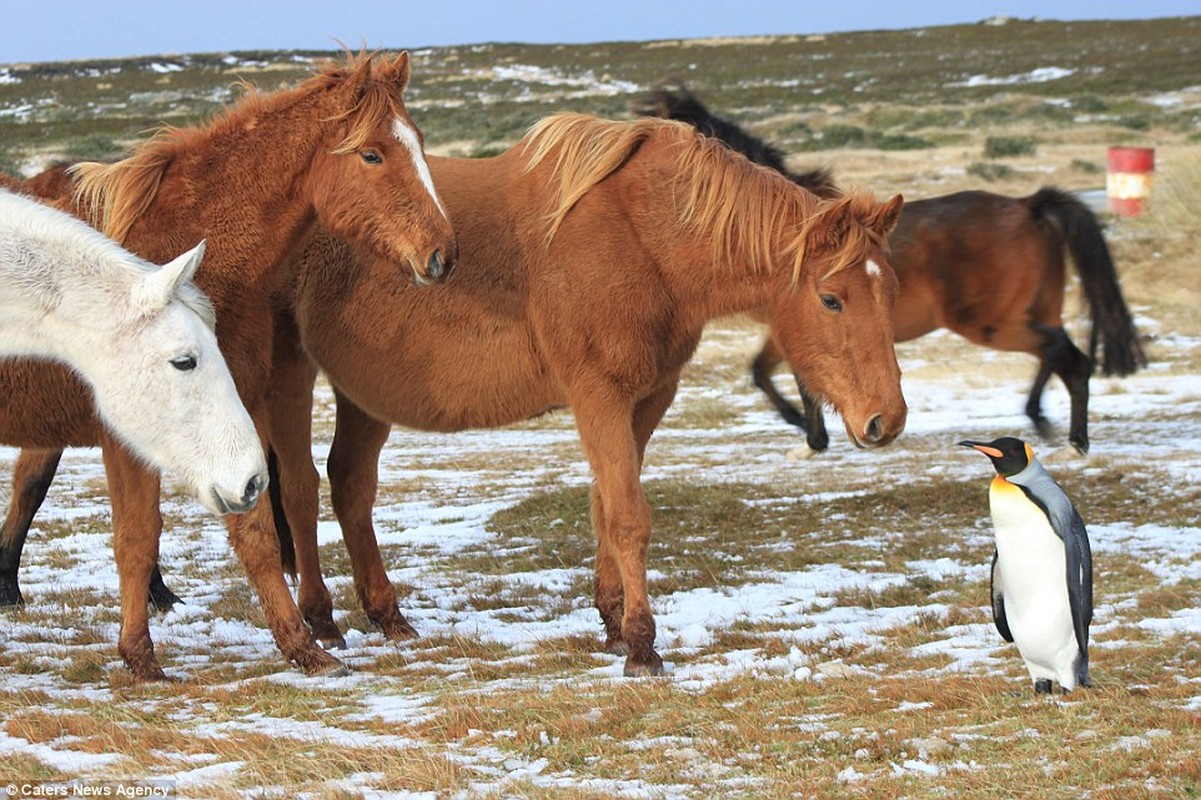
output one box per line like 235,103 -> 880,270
2,0 -> 1198,64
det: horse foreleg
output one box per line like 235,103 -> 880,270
576,396 -> 662,677
328,391 -> 417,640
102,438 -> 168,681
225,485 -> 347,676
0,448 -> 62,607
590,485 -> 626,655
751,337 -> 808,430
266,324 -> 343,647
591,378 -> 679,658
751,336 -> 830,452
797,384 -> 830,453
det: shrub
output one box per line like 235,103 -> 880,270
966,161 -> 1014,181
983,135 -> 1037,158
876,133 -> 934,151
1118,114 -> 1151,131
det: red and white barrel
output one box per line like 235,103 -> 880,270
1106,146 -> 1154,216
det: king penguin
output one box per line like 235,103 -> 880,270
959,436 -> 1093,694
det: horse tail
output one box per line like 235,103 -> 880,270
1027,187 -> 1147,376
267,447 -> 298,577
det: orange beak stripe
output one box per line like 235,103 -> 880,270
970,444 -> 1004,459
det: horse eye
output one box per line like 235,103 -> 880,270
820,294 -> 843,312
360,149 -> 383,165
170,354 -> 198,371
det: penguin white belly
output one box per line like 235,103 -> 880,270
990,485 -> 1080,687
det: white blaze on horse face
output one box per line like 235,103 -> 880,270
866,258 -> 883,278
392,118 -> 448,218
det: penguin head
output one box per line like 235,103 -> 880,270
958,436 -> 1034,477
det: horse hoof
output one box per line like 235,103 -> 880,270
309,662 -> 352,678
317,632 -> 348,651
379,616 -> 419,642
623,652 -> 665,677
603,636 -> 628,656
131,665 -> 174,683
786,443 -> 818,461
0,590 -> 24,608
1045,445 -> 1086,464
299,649 -> 348,677
306,617 -> 348,650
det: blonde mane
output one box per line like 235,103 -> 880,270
521,113 -> 885,282
70,52 -> 403,243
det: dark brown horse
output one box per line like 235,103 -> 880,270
635,81 -> 1146,455
0,52 -> 457,680
261,113 -> 905,677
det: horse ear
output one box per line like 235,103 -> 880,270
869,194 -> 904,237
390,51 -> 411,90
349,53 -> 374,95
815,197 -> 853,251
134,240 -> 205,313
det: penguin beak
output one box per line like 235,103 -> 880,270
958,440 -> 1004,458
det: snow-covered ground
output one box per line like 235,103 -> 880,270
0,311 -> 1197,796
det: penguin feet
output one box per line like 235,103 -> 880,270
1034,679 -> 1053,695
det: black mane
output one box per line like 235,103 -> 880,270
631,80 -> 838,198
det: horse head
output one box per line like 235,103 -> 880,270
80,241 -> 268,515
769,192 -> 907,449
305,51 -> 458,286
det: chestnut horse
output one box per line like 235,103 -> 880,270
0,52 -> 457,680
635,82 -> 1146,455
260,113 -> 906,676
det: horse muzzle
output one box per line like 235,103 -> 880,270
847,409 -> 906,449
207,472 -> 267,516
409,247 -> 456,287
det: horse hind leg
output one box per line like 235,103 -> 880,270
328,392 -> 418,641
0,448 -> 183,613
0,448 -> 64,607
1031,325 -> 1093,454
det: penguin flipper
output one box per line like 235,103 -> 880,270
1064,509 -> 1093,656
990,548 -> 1014,642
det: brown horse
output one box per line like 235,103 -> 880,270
0,51 -> 457,680
258,113 -> 906,677
636,82 -> 1146,455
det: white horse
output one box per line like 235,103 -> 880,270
0,187 -> 267,515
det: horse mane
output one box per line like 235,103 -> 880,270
522,113 -> 882,283
631,80 -> 840,199
2,187 -> 216,328
70,51 -> 401,243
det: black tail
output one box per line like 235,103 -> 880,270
267,447 -> 297,577
1028,187 -> 1147,376
631,79 -> 838,197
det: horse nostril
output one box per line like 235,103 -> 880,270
427,249 -> 444,280
864,414 -> 884,444
244,474 -> 264,507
